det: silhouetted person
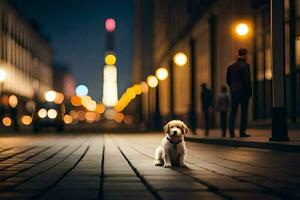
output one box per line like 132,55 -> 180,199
201,83 -> 213,136
226,48 -> 252,137
217,86 -> 230,137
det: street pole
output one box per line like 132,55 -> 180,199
154,84 -> 162,130
169,60 -> 175,119
270,0 -> 289,141
189,39 -> 196,133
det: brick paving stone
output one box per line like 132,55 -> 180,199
0,134 -> 298,200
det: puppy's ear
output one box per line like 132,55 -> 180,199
163,123 -> 170,133
181,122 -> 189,134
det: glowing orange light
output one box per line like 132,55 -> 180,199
71,96 -> 81,106
133,84 -> 142,95
54,92 -> 64,104
114,112 -> 124,123
141,82 -> 149,93
63,114 -> 73,124
96,104 -> 105,114
156,67 -> 169,80
8,95 -> 18,108
173,52 -> 187,66
21,115 -> 32,126
147,75 -> 158,88
235,23 -> 249,36
2,117 -> 12,127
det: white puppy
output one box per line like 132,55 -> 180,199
155,120 -> 189,168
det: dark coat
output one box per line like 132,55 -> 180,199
201,88 -> 213,110
226,58 -> 252,98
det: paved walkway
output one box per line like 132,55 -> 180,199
0,134 -> 299,199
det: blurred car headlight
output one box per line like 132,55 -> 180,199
38,108 -> 47,118
47,109 -> 58,119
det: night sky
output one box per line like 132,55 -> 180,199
10,0 -> 134,101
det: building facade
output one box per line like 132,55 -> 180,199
0,0 -> 53,101
133,0 -> 300,129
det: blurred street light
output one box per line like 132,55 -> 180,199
156,67 -> 169,80
38,108 -> 47,118
147,75 -> 158,88
45,91 -> 56,102
105,54 -> 117,65
8,95 -> 18,108
105,18 -> 116,32
2,117 -> 12,127
54,92 -> 64,104
47,109 -> 58,119
235,23 -> 249,36
76,85 -> 88,97
173,52 -> 187,66
0,69 -> 7,82
21,115 -> 32,126
141,81 -> 149,93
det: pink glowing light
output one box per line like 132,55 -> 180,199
105,18 -> 116,32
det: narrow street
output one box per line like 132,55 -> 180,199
0,134 -> 299,200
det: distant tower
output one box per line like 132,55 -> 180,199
102,18 -> 118,106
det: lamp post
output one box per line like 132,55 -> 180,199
170,52 -> 187,120
147,75 -> 158,130
155,67 -> 168,129
189,39 -> 197,133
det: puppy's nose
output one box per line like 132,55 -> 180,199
173,130 -> 177,134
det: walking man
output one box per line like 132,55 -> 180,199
226,48 -> 252,137
201,83 -> 213,136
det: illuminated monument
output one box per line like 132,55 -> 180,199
102,18 -> 118,107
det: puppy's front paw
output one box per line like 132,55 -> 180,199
154,160 -> 163,166
163,164 -> 171,168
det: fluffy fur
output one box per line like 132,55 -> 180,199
155,120 -> 189,168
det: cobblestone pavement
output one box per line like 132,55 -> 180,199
0,134 -> 299,200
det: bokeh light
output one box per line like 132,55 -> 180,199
96,104 -> 105,114
147,75 -> 158,88
54,92 -> 64,104
0,69 -> 7,82
45,91 -> 56,102
71,96 -> 82,106
173,52 -> 187,66
47,109 -> 58,119
105,18 -> 116,32
63,114 -> 73,124
2,117 -> 11,127
76,85 -> 88,97
133,84 -> 142,95
156,67 -> 169,80
105,54 -> 117,65
38,108 -> 47,118
21,115 -> 32,126
235,23 -> 249,36
8,95 -> 18,108
105,109 -> 116,120
114,112 -> 124,123
141,82 -> 149,93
